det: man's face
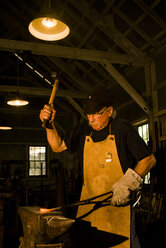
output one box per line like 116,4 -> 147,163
87,106 -> 113,131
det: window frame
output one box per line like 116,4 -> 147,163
28,145 -> 47,177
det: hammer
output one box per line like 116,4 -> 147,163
42,72 -> 59,128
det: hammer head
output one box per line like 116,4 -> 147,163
51,72 -> 57,79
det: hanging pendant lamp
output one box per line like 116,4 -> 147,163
7,60 -> 29,107
0,125 -> 12,130
28,16 -> 70,41
7,94 -> 29,107
28,1 -> 70,41
0,117 -> 12,130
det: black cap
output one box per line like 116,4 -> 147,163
84,86 -> 113,115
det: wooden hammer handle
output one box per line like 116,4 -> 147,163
48,79 -> 59,104
42,79 -> 59,128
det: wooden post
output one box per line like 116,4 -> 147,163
144,61 -> 159,152
151,60 -> 160,151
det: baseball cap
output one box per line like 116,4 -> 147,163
84,86 -> 113,115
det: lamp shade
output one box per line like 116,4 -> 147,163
0,119 -> 12,130
0,126 -> 12,130
28,16 -> 70,41
7,90 -> 29,106
7,98 -> 29,106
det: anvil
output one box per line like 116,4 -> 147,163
18,206 -> 75,248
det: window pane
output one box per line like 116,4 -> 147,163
29,147 -> 35,160
138,124 -> 149,144
40,152 -> 45,160
41,161 -> 46,175
138,124 -> 150,183
29,146 -> 46,176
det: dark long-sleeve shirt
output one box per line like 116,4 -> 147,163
64,117 -> 152,173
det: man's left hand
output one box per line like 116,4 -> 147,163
110,168 -> 142,206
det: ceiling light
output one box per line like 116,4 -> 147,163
7,58 -> 29,107
7,98 -> 29,107
0,119 -> 12,130
0,126 -> 12,130
28,16 -> 70,41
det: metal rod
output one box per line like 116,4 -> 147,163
41,190 -> 113,212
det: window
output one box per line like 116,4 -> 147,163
29,146 -> 47,176
138,123 -> 149,145
137,123 -> 150,184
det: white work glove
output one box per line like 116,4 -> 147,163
110,168 -> 142,206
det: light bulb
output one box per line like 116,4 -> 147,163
42,17 -> 57,28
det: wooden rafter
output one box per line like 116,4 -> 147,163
48,57 -> 91,92
66,96 -> 87,120
101,60 -> 152,114
0,85 -> 87,98
70,0 -> 144,56
0,39 -> 150,66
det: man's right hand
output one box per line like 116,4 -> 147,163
39,104 -> 56,127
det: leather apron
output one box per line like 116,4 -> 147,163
76,126 -> 130,248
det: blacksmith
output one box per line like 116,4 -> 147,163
40,87 -> 156,248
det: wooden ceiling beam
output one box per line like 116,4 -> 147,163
113,7 -> 153,44
66,96 -> 87,120
70,0 -> 144,56
0,85 -> 87,98
101,60 -> 152,114
0,107 -> 72,118
48,57 -> 91,92
134,0 -> 166,29
0,39 -> 150,66
0,85 -> 87,120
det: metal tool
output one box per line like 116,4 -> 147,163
40,188 -> 142,216
42,72 -> 59,128
40,190 -> 113,213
